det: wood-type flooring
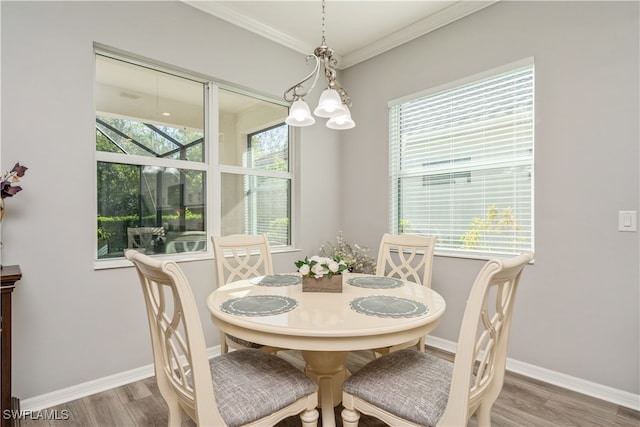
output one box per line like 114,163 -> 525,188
19,348 -> 640,427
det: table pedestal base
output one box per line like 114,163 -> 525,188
301,350 -> 349,427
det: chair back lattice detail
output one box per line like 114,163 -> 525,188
441,251 -> 534,426
212,234 -> 274,286
125,250 -> 223,426
376,233 -> 437,287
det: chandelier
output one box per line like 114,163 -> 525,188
283,0 -> 355,130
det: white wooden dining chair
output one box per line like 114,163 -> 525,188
125,250 -> 319,427
374,233 -> 437,354
211,234 -> 280,354
341,251 -> 534,427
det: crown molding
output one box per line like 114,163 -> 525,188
182,1 -> 498,70
341,1 -> 498,69
182,1 -> 345,65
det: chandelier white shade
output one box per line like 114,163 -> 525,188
283,0 -> 355,130
313,88 -> 347,118
326,105 -> 355,130
285,100 -> 316,126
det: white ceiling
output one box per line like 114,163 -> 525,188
183,1 -> 498,69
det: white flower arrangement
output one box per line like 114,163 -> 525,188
295,255 -> 349,279
319,231 -> 377,274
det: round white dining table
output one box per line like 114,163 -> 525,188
206,272 -> 446,427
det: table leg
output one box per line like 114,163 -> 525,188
301,351 -> 349,427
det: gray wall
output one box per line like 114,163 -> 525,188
340,1 -> 639,394
1,0 -> 638,403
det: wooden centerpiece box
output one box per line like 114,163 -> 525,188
297,255 -> 348,293
302,274 -> 343,293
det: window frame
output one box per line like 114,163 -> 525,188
94,49 -> 297,269
388,58 -> 535,260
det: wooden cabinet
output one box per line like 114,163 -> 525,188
1,265 -> 21,427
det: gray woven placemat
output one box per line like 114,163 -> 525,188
256,274 -> 302,286
220,295 -> 298,316
350,295 -> 428,318
347,276 -> 404,289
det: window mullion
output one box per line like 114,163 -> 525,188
219,164 -> 292,180
96,151 -> 207,171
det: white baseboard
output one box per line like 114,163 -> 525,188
21,346 -> 221,412
21,365 -> 155,413
425,336 -> 640,411
21,341 -> 640,413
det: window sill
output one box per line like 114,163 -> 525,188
94,251 -> 214,270
434,250 -> 535,263
94,246 -> 303,270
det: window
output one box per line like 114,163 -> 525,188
218,89 -> 291,246
96,54 -> 208,259
95,53 -> 292,261
389,59 -> 534,258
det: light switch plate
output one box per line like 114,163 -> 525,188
618,211 -> 637,232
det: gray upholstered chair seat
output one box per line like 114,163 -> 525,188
211,349 -> 318,427
225,333 -> 264,349
343,349 -> 453,427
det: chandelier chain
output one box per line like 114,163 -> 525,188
321,0 -> 326,46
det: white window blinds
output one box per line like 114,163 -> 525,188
388,60 -> 534,258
